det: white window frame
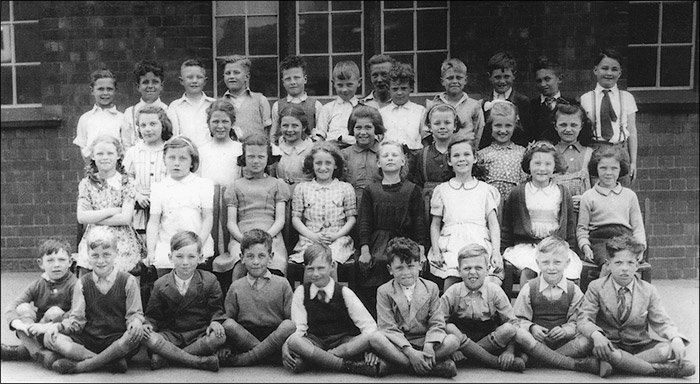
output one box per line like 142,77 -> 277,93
1,0 -> 41,107
296,1 -> 365,97
212,1 -> 279,98
628,0 -> 697,91
381,1 -> 450,96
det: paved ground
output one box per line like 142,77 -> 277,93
1,271 -> 698,383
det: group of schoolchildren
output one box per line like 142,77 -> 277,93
1,48 -> 694,379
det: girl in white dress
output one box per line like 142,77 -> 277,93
429,137 -> 503,291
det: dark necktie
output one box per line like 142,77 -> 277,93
316,289 -> 327,303
600,90 -> 617,141
617,286 -> 631,323
544,96 -> 556,111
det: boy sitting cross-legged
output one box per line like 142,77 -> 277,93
46,227 -> 144,374
1,238 -> 78,369
219,229 -> 296,367
578,235 -> 695,378
371,237 -> 460,378
440,243 -> 526,372
284,242 -> 386,377
142,230 -> 224,372
512,236 -> 608,377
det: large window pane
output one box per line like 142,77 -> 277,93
16,65 -> 41,104
248,16 -> 277,55
299,1 -> 328,12
1,67 -> 12,104
417,52 -> 446,93
299,14 -> 328,54
629,3 -> 659,45
662,2 -> 694,43
14,23 -> 41,62
418,1 -> 446,7
384,1 -> 413,9
332,1 -> 360,11
247,1 -> 277,15
216,17 -> 245,56
1,2 -> 9,21
417,10 -> 446,50
660,46 -> 691,86
391,54 -> 414,68
249,57 -> 278,98
13,0 -> 42,21
216,1 -> 245,15
384,11 -> 413,52
332,13 -> 361,53
305,56 -> 330,96
627,46 -> 657,87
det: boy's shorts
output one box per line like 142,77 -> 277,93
159,328 -> 207,348
305,330 -> 360,351
613,340 -> 661,355
69,332 -> 139,359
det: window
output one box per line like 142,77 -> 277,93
382,1 -> 448,93
628,1 -> 697,90
211,1 -> 451,99
1,0 -> 42,106
297,1 -> 364,97
213,1 -> 279,98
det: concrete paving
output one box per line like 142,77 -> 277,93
1,271 -> 698,383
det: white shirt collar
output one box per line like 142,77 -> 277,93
90,104 -> 119,114
595,84 -> 619,95
335,96 -> 359,106
438,92 -> 469,105
174,272 -> 194,289
612,278 -> 634,293
163,172 -> 196,186
246,270 -> 272,287
526,181 -> 556,195
538,275 -> 568,293
310,278 -> 335,302
493,88 -> 513,100
540,91 -> 562,103
286,93 -> 308,102
594,182 -> 623,196
92,266 -> 118,284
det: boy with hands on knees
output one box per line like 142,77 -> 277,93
46,227 -> 145,374
513,236 -> 608,377
578,235 -> 695,378
284,243 -> 386,377
371,237 -> 460,378
440,244 -> 526,372
142,231 -> 224,372
219,229 -> 295,367
1,238 -> 78,369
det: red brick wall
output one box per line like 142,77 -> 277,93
2,1 -> 698,278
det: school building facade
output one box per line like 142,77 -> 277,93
1,1 -> 698,278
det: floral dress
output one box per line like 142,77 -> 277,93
76,173 -> 145,272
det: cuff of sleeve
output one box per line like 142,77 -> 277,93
578,240 -> 591,249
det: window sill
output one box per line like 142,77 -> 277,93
633,89 -> 699,113
1,105 -> 62,128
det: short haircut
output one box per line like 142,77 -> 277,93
332,60 -> 361,81
366,54 -> 394,70
536,236 -> 570,258
137,105 -> 174,141
206,99 -> 237,139
385,237 -> 421,265
440,58 -> 467,78
240,228 -> 273,254
302,141 -> 345,180
594,48 -> 624,68
521,140 -> 568,174
554,103 -> 593,146
170,230 -> 202,253
587,145 -> 630,178
238,131 -> 277,168
424,103 -> 465,133
221,55 -> 251,73
457,243 -> 489,266
133,59 -> 164,82
388,62 -> 415,89
181,58 -> 206,75
280,55 -> 307,75
532,55 -> 562,76
164,136 -> 200,172
39,238 -> 72,257
347,104 -> 386,136
486,99 -> 519,126
278,103 -> 310,139
90,69 -> 117,87
86,226 -> 117,250
605,234 -> 645,260
303,242 -> 333,266
487,51 -> 517,73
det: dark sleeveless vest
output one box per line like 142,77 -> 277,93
530,279 -> 575,330
81,271 -> 129,341
303,281 -> 360,338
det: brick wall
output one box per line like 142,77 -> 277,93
2,1 -> 698,278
